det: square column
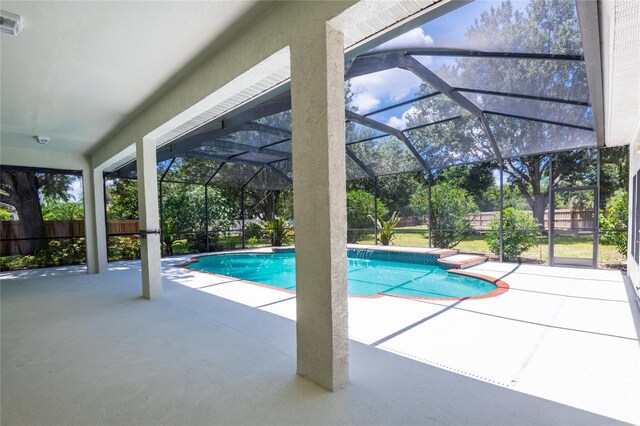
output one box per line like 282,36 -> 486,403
136,136 -> 162,299
290,23 -> 349,391
83,165 -> 108,274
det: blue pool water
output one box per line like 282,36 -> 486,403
187,251 -> 496,299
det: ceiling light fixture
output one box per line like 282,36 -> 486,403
34,136 -> 50,145
0,10 -> 22,36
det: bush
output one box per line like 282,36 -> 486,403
486,208 -> 540,259
261,217 -> 293,247
107,236 -> 141,261
247,236 -> 259,248
0,238 -> 86,271
600,190 -> 628,255
245,222 -> 263,240
372,211 -> 399,246
347,189 -> 387,243
412,184 -> 478,248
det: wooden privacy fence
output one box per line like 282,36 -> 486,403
0,220 -> 140,255
467,209 -> 594,230
395,209 -> 594,231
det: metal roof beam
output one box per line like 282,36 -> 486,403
221,96 -> 291,129
357,48 -> 584,62
242,168 -> 265,190
345,52 -> 403,79
244,122 -> 291,139
204,139 -> 291,159
484,111 -> 594,132
454,88 -> 590,107
183,151 -> 292,185
345,109 -> 431,173
400,55 -> 503,162
345,147 -> 376,179
205,162 -> 227,186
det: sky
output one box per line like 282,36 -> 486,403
348,0 -> 530,129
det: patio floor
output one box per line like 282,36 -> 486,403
1,254 -> 638,425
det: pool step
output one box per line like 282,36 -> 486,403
431,248 -> 459,258
437,254 -> 488,269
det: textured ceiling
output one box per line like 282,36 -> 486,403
0,1 -> 258,154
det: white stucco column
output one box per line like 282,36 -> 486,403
136,137 -> 162,299
290,23 -> 349,391
83,165 -> 108,274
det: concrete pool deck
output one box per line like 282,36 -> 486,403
2,253 -> 639,425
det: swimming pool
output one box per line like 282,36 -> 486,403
186,249 -> 502,299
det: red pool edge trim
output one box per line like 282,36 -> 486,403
178,253 -> 509,301
446,269 -> 510,300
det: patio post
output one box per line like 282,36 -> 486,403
374,177 -> 378,245
84,167 -> 108,273
136,136 -> 163,299
290,22 -> 349,391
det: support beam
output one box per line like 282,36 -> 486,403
84,167 -> 108,273
575,0 -> 605,146
345,147 -> 376,179
400,55 -> 503,162
183,151 -> 292,186
136,136 -> 162,300
291,23 -> 348,391
346,109 -> 431,173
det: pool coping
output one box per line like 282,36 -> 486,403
178,247 -> 509,301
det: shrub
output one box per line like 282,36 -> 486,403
245,222 -> 263,240
261,217 -> 293,247
371,211 -> 399,246
486,208 -> 540,259
0,238 -> 86,270
412,184 -> 478,248
107,236 -> 141,261
347,189 -> 387,243
600,190 -> 628,255
246,236 -> 259,248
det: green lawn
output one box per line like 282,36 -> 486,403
356,226 -> 626,268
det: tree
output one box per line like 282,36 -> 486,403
42,200 -> 84,220
486,208 -> 540,259
435,164 -> 496,211
0,207 -> 13,221
599,189 -> 628,256
0,169 -> 72,254
411,183 -> 478,248
347,173 -> 422,217
347,189 -> 387,243
106,179 -> 139,220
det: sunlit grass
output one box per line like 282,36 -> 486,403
356,226 -> 626,268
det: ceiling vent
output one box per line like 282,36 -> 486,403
0,10 -> 22,36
